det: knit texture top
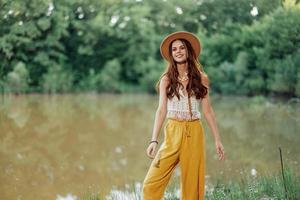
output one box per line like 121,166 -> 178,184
167,87 -> 201,120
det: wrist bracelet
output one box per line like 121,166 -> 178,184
149,140 -> 158,145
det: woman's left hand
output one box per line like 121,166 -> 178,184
215,140 -> 225,161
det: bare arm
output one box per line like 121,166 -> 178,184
146,76 -> 169,158
201,73 -> 220,141
202,90 -> 221,142
201,73 -> 225,160
150,76 -> 169,141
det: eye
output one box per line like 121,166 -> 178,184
180,46 -> 185,50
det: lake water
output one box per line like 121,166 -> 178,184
0,93 -> 299,200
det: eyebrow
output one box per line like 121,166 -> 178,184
172,45 -> 185,49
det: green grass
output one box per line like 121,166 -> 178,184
81,166 -> 300,200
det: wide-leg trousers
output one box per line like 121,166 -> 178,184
142,118 -> 206,200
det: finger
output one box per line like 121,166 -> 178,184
147,148 -> 153,158
149,154 -> 154,159
218,147 -> 224,154
220,153 -> 223,160
219,150 -> 223,157
218,150 -> 224,160
150,149 -> 155,157
149,153 -> 155,159
150,153 -> 155,159
221,151 -> 225,160
149,148 -> 154,157
221,149 -> 225,157
152,150 -> 156,157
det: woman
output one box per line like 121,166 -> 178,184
142,31 -> 225,200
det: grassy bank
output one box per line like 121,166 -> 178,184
82,166 -> 300,200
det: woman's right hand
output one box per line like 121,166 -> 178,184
146,142 -> 158,159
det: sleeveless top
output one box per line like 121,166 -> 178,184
167,86 -> 202,121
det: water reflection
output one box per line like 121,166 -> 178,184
56,193 -> 78,200
0,94 -> 299,199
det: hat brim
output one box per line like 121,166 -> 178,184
160,31 -> 201,62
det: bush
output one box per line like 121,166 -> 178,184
78,69 -> 102,92
266,55 -> 298,95
98,59 -> 122,92
5,62 -> 29,94
42,65 -> 74,93
137,57 -> 165,93
205,2 -> 300,97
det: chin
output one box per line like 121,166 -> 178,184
179,59 -> 187,62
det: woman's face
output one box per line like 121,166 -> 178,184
171,40 -> 188,63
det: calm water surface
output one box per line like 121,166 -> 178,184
0,93 -> 299,200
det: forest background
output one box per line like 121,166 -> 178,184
0,0 -> 299,98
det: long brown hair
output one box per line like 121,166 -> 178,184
156,38 -> 208,100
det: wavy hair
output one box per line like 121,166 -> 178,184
156,38 -> 208,100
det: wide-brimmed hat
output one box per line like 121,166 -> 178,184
160,31 -> 201,62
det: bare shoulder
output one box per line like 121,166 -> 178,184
200,71 -> 210,88
160,74 -> 170,87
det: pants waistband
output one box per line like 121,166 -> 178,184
167,117 -> 200,124
166,118 -> 201,137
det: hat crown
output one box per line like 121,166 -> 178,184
160,31 -> 201,62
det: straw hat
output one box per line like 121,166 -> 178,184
160,31 -> 201,62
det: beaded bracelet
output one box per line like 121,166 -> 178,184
149,140 -> 158,145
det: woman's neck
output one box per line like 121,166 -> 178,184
177,63 -> 188,77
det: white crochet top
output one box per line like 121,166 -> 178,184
167,87 -> 201,120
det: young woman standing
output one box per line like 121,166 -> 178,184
142,31 -> 225,200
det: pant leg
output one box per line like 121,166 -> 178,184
142,120 -> 184,200
179,120 -> 206,200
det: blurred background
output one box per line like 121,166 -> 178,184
0,0 -> 299,199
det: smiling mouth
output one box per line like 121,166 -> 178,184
176,55 -> 183,58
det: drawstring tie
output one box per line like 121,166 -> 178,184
184,122 -> 191,138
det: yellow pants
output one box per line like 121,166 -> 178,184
142,118 -> 206,200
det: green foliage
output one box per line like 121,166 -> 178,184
98,59 -> 122,92
208,61 -> 235,94
205,167 -> 300,200
42,65 -> 74,93
5,62 -> 29,93
0,0 -> 299,97
204,2 -> 300,97
137,57 -> 165,93
296,71 -> 300,97
84,166 -> 300,200
78,69 -> 102,92
267,55 -> 298,94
